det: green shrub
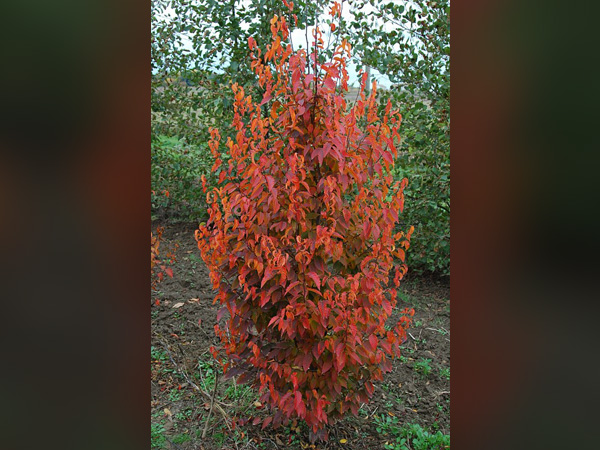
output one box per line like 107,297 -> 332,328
390,100 -> 449,277
151,134 -> 214,223
346,0 -> 450,277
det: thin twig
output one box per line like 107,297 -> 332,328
369,405 -> 379,418
155,336 -> 232,420
425,327 -> 450,336
264,438 -> 280,449
165,436 -> 183,450
202,363 -> 220,438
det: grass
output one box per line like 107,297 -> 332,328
168,387 -> 184,402
223,382 -> 255,404
197,358 -> 217,391
375,416 -> 450,450
151,345 -> 176,376
439,367 -> 450,381
172,432 -> 192,444
151,346 -> 168,362
151,422 -> 167,449
380,382 -> 405,409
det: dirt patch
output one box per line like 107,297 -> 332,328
151,221 -> 450,449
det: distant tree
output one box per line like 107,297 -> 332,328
343,0 -> 450,276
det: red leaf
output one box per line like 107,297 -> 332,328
387,207 -> 399,222
261,416 -> 273,430
306,272 -> 321,290
259,292 -> 270,307
322,358 -> 333,374
285,281 -> 301,295
261,267 -> 276,288
343,209 -> 350,224
260,91 -> 272,106
292,69 -> 301,93
382,300 -> 392,316
312,344 -> 320,360
336,351 -> 347,373
324,76 -> 336,90
294,391 -> 306,417
165,268 -> 173,278
362,221 -> 372,241
266,175 -> 275,192
369,334 -> 378,350
382,150 -> 393,165
372,224 -> 381,240
302,352 -> 312,371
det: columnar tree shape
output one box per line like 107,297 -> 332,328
196,5 -> 414,440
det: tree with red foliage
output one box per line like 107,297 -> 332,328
196,3 -> 414,441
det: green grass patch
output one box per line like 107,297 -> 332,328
375,416 -> 450,450
151,422 -> 167,449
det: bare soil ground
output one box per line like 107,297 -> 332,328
151,222 -> 450,449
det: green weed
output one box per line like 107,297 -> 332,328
169,388 -> 184,402
375,416 -> 450,450
439,367 -> 450,381
224,382 -> 255,406
151,346 -> 168,362
151,422 -> 167,449
172,432 -> 191,444
413,358 -> 433,378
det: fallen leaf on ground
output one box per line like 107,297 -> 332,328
340,439 -> 347,444
173,302 -> 185,308
189,298 -> 200,303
